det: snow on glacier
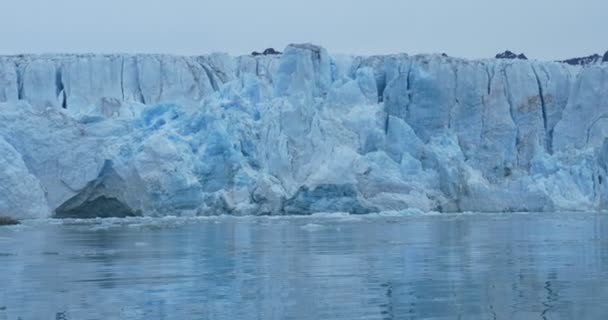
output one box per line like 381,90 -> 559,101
0,44 -> 607,219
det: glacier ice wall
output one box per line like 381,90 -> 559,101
1,44 -> 607,218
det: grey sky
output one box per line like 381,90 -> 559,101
0,0 -> 606,60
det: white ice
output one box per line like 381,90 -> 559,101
1,44 -> 607,219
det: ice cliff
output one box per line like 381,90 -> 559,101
1,44 -> 608,219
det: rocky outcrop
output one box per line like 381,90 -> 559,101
0,216 -> 19,225
560,54 -> 603,66
495,50 -> 528,60
252,48 -> 282,56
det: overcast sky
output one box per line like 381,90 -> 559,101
0,0 -> 606,60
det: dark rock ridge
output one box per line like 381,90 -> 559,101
252,48 -> 282,56
560,54 -> 602,66
603,51 -> 608,62
495,50 -> 528,60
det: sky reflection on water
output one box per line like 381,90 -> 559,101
1,212 -> 607,320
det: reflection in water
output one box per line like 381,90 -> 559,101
1,213 -> 608,320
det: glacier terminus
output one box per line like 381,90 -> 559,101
1,44 -> 608,219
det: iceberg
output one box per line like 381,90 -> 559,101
1,44 -> 607,219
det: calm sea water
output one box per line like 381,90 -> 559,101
1,212 -> 608,320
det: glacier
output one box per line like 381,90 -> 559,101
1,44 -> 608,219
